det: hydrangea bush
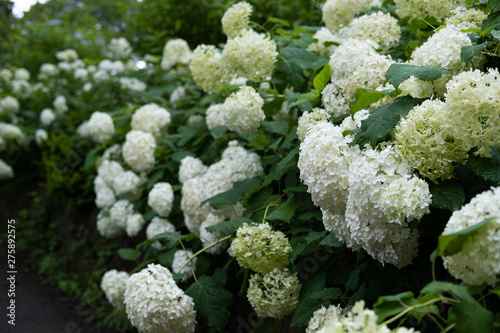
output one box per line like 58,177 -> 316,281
2,0 -> 500,332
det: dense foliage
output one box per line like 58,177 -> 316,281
1,0 -> 500,332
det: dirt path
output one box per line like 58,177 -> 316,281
1,254 -> 93,333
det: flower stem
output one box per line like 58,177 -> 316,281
177,235 -> 232,274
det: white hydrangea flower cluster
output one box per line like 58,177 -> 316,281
246,268 -> 301,319
398,76 -> 434,99
190,45 -> 231,93
0,159 -> 14,180
130,103 -> 171,139
14,68 -> 30,81
205,103 -> 227,136
306,304 -> 344,333
0,96 -> 20,118
230,222 -> 292,273
299,115 -> 431,267
394,69 -> 500,182
109,37 -> 132,59
161,38 -> 192,70
406,26 -> 477,96
147,182 -> 174,217
146,217 -> 176,250
172,249 -> 196,281
53,95 -> 68,114
122,130 -> 157,171
39,109 -> 56,127
96,200 -> 132,239
38,63 -> 59,80
329,39 -> 393,101
221,1 -> 252,38
297,107 -> 330,141
445,7 -> 487,30
56,49 -> 79,62
119,77 -> 147,92
98,59 -> 126,73
73,68 -> 88,80
0,68 -> 12,81
220,86 -> 265,134
0,122 -> 27,146
86,111 -> 115,143
126,213 -> 145,237
94,176 -> 116,209
321,83 -> 350,117
444,69 -> 500,158
394,0 -> 467,21
181,141 -> 264,235
316,300 -> 419,333
170,86 -> 186,103
308,27 -> 342,58
442,186 -> 500,286
35,129 -> 48,145
11,79 -> 31,99
199,213 -> 228,255
124,264 -> 197,333
178,156 -> 208,184
222,29 -> 278,82
393,99 -> 468,182
100,270 -> 130,311
344,12 -> 401,48
322,0 -> 378,33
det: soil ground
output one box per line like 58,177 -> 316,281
0,251 -> 93,333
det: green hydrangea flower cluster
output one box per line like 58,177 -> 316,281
246,268 -> 301,319
230,222 -> 292,274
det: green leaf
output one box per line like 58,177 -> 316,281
116,192 -> 135,200
436,218 -> 494,257
374,291 -> 416,323
83,145 -> 102,170
177,125 -> 198,146
292,272 -> 328,327
267,17 -> 290,27
467,147 -> 500,186
349,96 -> 422,148
421,283 -> 493,332
261,121 -> 289,136
281,47 -> 329,71
287,91 -> 320,111
250,132 -> 270,150
385,63 -> 452,90
263,147 -> 299,185
491,0 -> 500,12
291,297 -> 329,327
117,248 -> 140,261
421,281 -> 474,302
205,217 -> 252,236
265,193 -> 297,223
310,287 -> 342,302
202,176 -> 261,210
263,97 -> 286,117
143,231 -> 193,250
320,233 -> 344,248
461,42 -> 490,65
490,284 -> 500,298
313,64 -> 330,92
211,125 -> 229,136
429,180 -> 465,211
345,269 -> 360,290
492,29 -> 500,40
482,11 -> 500,30
146,168 -> 164,190
185,275 -> 233,332
143,210 -> 157,221
450,299 -> 493,333
349,88 -> 387,116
